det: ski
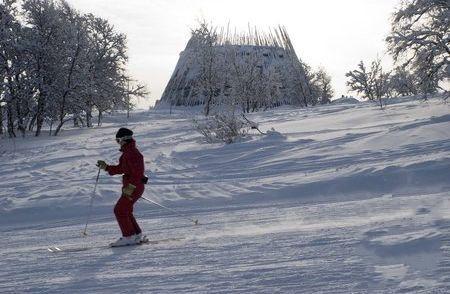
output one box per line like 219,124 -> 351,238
47,245 -> 99,253
47,237 -> 184,253
109,236 -> 151,248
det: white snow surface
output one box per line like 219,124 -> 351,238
1,97 -> 450,293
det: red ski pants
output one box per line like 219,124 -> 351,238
114,187 -> 144,237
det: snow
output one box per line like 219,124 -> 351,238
1,96 -> 450,293
331,97 -> 360,104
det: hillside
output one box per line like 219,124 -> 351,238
1,96 -> 449,293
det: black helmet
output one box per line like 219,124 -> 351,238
116,128 -> 133,142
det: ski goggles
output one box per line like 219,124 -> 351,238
116,136 -> 133,143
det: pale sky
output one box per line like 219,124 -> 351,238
66,0 -> 399,108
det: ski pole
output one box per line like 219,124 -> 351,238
141,196 -> 199,225
82,167 -> 101,236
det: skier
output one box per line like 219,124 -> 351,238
97,127 -> 146,246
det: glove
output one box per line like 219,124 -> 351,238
96,160 -> 107,170
122,183 -> 136,199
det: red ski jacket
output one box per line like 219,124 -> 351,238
106,139 -> 145,189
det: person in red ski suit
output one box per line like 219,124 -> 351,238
97,127 -> 146,246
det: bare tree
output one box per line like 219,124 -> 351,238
125,79 -> 149,119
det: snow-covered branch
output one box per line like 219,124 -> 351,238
386,0 -> 449,96
0,0 -> 148,137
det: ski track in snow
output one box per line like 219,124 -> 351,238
1,97 -> 450,293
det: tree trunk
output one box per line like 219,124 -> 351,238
0,105 -> 3,135
378,97 -> 384,109
80,116 -> 86,127
28,113 -> 37,131
86,106 -> 92,127
53,119 -> 65,136
127,80 -> 131,119
204,95 -> 213,116
13,73 -> 26,137
35,92 -> 45,137
97,110 -> 103,126
15,100 -> 25,137
6,102 -> 16,138
49,120 -> 53,136
251,101 -> 258,112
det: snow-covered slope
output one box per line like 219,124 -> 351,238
1,97 -> 449,293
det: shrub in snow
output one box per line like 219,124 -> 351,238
194,113 -> 251,144
264,128 -> 286,140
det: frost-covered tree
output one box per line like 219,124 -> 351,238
283,57 -> 316,107
52,2 -> 91,135
346,61 -> 374,100
346,59 -> 391,108
225,47 -> 282,113
389,67 -> 418,96
190,21 -> 222,116
84,14 -> 147,126
0,0 -> 20,137
84,14 -> 127,126
260,65 -> 282,110
371,59 -> 391,102
386,0 -> 449,96
0,0 -> 147,138
22,0 -> 65,136
0,0 -> 34,137
228,48 -> 261,112
312,68 -> 334,104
